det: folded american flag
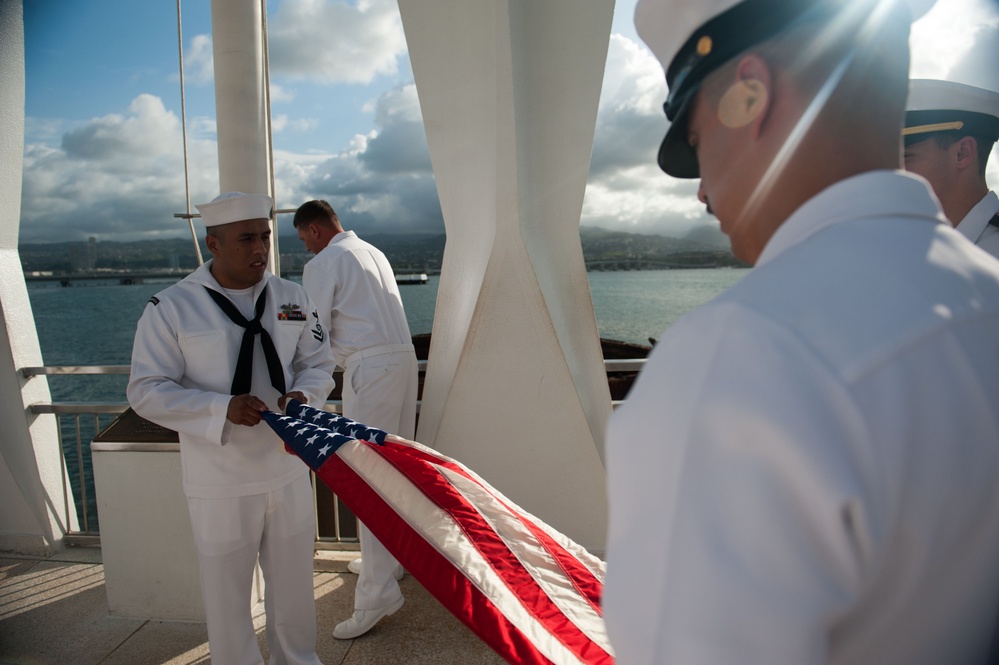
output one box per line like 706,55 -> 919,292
263,400 -> 613,665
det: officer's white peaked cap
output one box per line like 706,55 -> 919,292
196,192 -> 273,228
905,79 -> 999,145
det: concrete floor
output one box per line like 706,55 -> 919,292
0,548 -> 506,665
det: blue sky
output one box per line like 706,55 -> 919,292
18,0 -> 999,244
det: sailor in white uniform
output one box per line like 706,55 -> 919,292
605,1 -> 999,664
292,199 -> 418,640
128,192 -> 336,665
904,79 -> 999,259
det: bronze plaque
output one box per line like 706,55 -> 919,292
94,408 -> 179,443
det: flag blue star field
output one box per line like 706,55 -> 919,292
263,400 -> 613,665
265,404 -> 386,468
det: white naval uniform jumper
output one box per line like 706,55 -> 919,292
302,230 -> 418,611
128,261 -> 336,665
605,172 -> 999,665
954,189 -> 999,260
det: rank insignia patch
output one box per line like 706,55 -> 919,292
310,310 -> 324,342
278,303 -> 308,321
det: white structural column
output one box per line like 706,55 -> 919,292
399,1 -> 615,552
210,0 -> 279,273
0,1 -> 80,555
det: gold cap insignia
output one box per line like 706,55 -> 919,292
697,35 -> 713,57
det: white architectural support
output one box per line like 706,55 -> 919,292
0,1 -> 80,555
400,0 -> 615,552
210,0 -> 279,274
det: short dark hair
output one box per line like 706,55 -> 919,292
926,132 -> 993,177
293,200 -> 339,229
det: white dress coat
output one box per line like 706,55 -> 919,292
302,230 -> 413,368
302,231 -> 418,611
128,260 -> 336,498
605,171 -> 999,665
955,189 -> 999,260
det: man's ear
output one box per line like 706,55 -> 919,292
717,55 -> 772,133
954,136 -> 978,171
205,233 -> 221,257
718,79 -> 768,128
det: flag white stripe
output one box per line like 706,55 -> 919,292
337,440 -> 591,665
373,437 -> 609,652
389,434 -> 607,583
436,464 -> 612,652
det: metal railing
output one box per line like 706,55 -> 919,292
22,358 -> 643,547
27,403 -> 127,548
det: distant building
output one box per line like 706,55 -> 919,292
69,237 -> 97,272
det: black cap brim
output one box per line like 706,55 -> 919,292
657,101 -> 700,178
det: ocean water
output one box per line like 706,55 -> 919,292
584,269 -> 747,346
27,267 -> 752,407
26,267 -> 747,529
28,267 -> 747,378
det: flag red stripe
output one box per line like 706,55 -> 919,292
318,453 -> 554,665
390,442 -> 605,614
363,441 -> 613,664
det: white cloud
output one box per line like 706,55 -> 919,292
267,0 -> 407,84
20,95 -> 220,243
269,84 -> 296,103
293,83 -> 442,233
369,82 -> 423,125
910,0 -> 999,85
290,33 -> 713,239
184,34 -> 215,86
582,34 -> 714,237
272,114 -> 319,133
273,148 -> 336,218
23,117 -> 66,146
189,116 -> 218,139
61,95 -> 177,166
943,0 -> 999,92
180,1 -> 408,87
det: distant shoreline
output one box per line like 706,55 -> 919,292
25,262 -> 751,285
19,227 -> 743,275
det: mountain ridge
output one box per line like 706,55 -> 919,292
20,225 -> 742,273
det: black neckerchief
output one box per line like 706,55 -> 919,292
204,285 -> 287,396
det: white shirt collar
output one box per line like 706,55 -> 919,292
329,230 -> 357,245
955,190 -> 999,244
757,170 -> 946,267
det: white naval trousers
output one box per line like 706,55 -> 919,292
186,474 -> 321,665
342,343 -> 418,611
